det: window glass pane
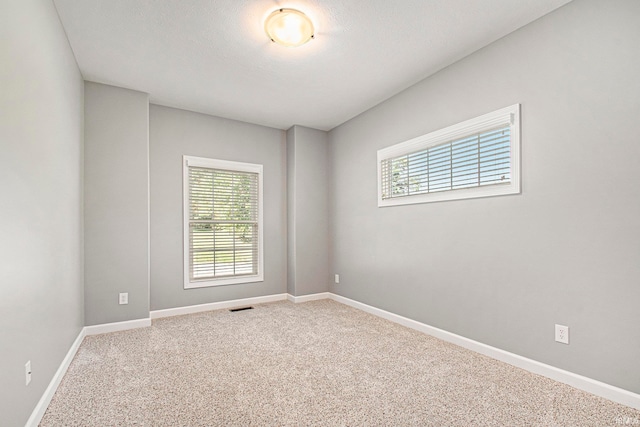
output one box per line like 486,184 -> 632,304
381,124 -> 511,200
188,165 -> 259,282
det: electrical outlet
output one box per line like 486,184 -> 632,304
25,361 -> 31,386
555,324 -> 569,344
334,274 -> 340,284
119,293 -> 128,305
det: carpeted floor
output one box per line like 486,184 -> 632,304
41,300 -> 639,426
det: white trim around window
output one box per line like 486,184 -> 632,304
183,156 -> 264,289
377,104 -> 521,207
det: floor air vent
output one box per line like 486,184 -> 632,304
229,306 -> 254,312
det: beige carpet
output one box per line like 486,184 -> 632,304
41,300 -> 639,426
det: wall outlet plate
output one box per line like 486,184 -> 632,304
555,324 -> 569,344
119,293 -> 128,305
334,274 -> 340,284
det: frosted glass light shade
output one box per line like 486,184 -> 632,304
265,8 -> 314,47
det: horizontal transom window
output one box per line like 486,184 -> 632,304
377,104 -> 520,206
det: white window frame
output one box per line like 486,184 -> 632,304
183,156 -> 264,289
377,104 -> 521,207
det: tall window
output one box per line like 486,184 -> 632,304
377,104 -> 520,206
183,156 -> 263,289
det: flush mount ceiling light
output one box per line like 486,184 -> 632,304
264,8 -> 315,47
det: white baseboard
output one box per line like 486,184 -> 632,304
329,293 -> 640,410
150,293 -> 288,319
25,328 -> 86,427
84,318 -> 152,336
287,292 -> 331,303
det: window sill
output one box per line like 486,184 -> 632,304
184,274 -> 264,289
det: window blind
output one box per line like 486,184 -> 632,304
188,166 -> 259,281
381,125 -> 511,200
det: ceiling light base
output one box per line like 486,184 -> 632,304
265,8 -> 315,48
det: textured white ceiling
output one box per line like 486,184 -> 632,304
53,0 -> 571,131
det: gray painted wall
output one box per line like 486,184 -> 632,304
286,127 -> 296,295
0,0 -> 84,425
328,0 -> 640,394
84,82 -> 150,325
286,126 -> 330,296
149,105 -> 287,310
